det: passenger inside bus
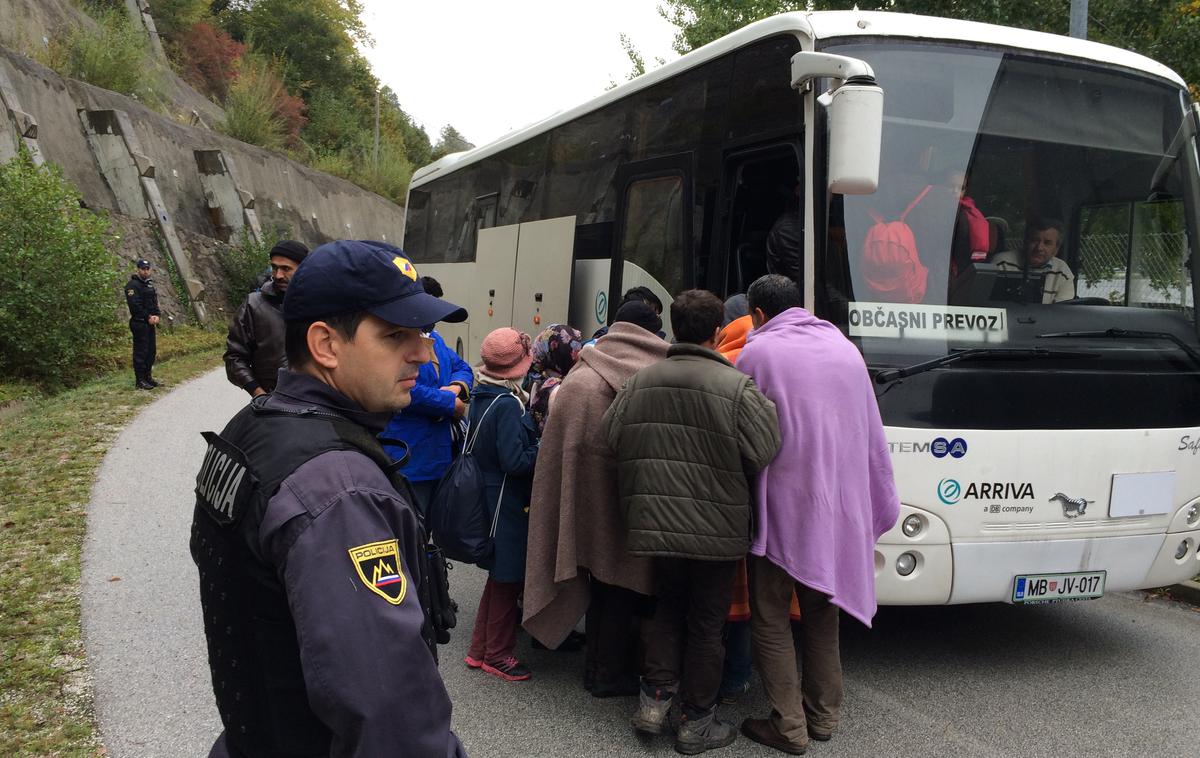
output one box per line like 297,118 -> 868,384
725,150 -> 801,294
990,217 -> 1077,303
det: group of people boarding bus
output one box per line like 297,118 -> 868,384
390,269 -> 900,755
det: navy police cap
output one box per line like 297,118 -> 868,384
283,240 -> 467,327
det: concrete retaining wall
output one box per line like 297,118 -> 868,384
0,45 -> 408,321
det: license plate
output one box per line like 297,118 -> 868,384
1012,571 -> 1106,604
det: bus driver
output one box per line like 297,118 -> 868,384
992,217 -> 1077,303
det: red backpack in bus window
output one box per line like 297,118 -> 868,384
860,185 -> 932,304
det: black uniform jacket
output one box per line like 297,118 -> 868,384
125,275 -> 160,322
224,280 -> 287,394
223,371 -> 465,757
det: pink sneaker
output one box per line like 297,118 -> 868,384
464,655 -> 483,669
481,655 -> 531,681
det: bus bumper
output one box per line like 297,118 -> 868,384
876,505 -> 1200,605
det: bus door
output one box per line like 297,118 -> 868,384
465,217 -> 576,359
718,143 -> 802,296
610,155 -> 694,338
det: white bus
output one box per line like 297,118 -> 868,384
402,11 -> 1200,605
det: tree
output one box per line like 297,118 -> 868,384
0,151 -> 122,388
147,0 -> 214,41
432,125 -> 475,160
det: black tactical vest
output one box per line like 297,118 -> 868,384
191,399 -> 427,758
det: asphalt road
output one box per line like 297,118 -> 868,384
82,367 -> 1200,757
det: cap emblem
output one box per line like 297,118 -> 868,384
393,256 -> 418,282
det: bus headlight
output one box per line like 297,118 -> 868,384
1186,504 -> 1200,526
896,552 -> 917,576
1175,539 -> 1190,561
902,515 -> 923,538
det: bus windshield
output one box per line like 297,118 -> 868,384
820,41 -> 1199,367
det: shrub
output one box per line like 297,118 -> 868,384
175,21 -> 244,101
0,151 -> 123,388
221,55 -> 306,151
46,7 -> 165,107
146,0 -> 212,41
214,227 -> 288,309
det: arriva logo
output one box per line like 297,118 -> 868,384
938,478 -> 962,505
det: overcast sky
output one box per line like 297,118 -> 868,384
359,0 -> 682,148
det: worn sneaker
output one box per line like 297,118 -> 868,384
631,686 -> 676,735
135,380 -> 155,390
464,655 -> 482,669
675,708 -> 737,755
481,655 -> 531,681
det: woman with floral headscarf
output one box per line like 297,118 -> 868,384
527,323 -> 584,434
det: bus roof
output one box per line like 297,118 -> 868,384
410,10 -> 1186,188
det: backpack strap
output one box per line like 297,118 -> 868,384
898,185 -> 933,222
463,393 -> 523,454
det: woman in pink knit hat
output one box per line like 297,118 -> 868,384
464,327 -> 541,681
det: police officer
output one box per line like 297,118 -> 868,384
125,259 -> 161,390
191,241 -> 469,757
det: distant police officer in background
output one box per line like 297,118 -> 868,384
125,259 -> 161,390
223,240 -> 309,396
192,241 -> 469,757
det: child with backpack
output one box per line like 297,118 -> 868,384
463,328 -> 541,681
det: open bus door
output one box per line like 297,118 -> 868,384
609,155 -> 694,339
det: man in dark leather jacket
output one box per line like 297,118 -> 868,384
223,240 -> 308,395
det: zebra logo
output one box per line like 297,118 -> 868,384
1050,493 -> 1093,519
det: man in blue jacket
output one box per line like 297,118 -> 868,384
382,276 -> 474,515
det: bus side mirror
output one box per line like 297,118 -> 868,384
791,52 -> 884,196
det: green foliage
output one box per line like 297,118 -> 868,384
0,151 -> 123,389
219,0 -> 371,95
44,6 -> 166,107
220,55 -> 295,151
432,125 -> 475,161
147,0 -> 213,41
214,227 -> 287,308
154,0 -> 443,200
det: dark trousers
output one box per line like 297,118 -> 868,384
409,479 -> 437,519
749,555 -> 843,744
585,578 -> 642,689
130,319 -> 156,381
468,578 -> 521,665
642,557 -> 737,713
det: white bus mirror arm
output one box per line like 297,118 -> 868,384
790,51 -> 877,92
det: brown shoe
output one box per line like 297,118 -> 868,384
740,718 -> 806,755
807,726 -> 832,742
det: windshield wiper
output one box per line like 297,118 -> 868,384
873,347 -> 1096,385
1037,328 -> 1200,369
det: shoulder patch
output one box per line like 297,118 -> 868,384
126,289 -> 136,297
349,539 -> 407,605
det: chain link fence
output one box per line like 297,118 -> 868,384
1077,232 -> 1194,310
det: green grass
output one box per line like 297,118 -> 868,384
0,327 -> 224,755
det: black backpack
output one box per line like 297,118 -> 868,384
428,394 -> 518,563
